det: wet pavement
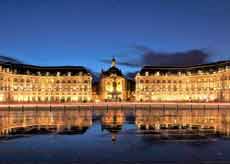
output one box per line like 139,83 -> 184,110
0,108 -> 230,163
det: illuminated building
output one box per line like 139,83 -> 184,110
99,58 -> 127,101
0,63 -> 92,102
0,59 -> 229,103
135,61 -> 230,102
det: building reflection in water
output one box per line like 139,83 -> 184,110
135,109 -> 230,139
1,108 -> 230,141
101,109 -> 125,143
0,109 -> 92,136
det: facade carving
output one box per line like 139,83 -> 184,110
99,58 -> 127,101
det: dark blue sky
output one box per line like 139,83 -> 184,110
0,0 -> 229,72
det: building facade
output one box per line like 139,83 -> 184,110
0,63 -> 92,102
0,59 -> 229,103
135,61 -> 230,102
99,58 -> 127,101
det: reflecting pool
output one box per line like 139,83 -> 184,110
1,108 -> 230,163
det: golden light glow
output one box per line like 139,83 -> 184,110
0,60 -> 229,103
135,67 -> 230,102
0,65 -> 92,103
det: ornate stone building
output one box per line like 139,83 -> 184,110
0,59 -> 229,103
99,58 -> 127,101
135,61 -> 230,102
0,63 -> 92,102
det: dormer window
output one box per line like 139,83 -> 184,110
198,70 -> 203,74
155,72 -> 160,76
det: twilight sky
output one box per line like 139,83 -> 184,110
0,0 -> 229,73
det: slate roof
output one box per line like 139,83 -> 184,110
138,60 -> 230,75
0,62 -> 91,76
101,66 -> 123,77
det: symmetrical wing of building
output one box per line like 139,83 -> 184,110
0,63 -> 92,102
0,58 -> 229,102
135,61 -> 230,102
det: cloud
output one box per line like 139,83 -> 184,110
101,46 -> 212,67
101,59 -> 139,67
0,54 -> 24,64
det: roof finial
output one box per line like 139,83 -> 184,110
112,56 -> 116,67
